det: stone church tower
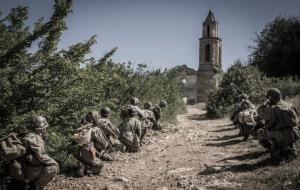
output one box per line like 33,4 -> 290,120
197,10 -> 222,102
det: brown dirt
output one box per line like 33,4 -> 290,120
46,105 -> 300,190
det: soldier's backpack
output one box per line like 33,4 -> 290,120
238,109 -> 256,125
0,133 -> 27,161
277,104 -> 299,128
73,124 -> 93,145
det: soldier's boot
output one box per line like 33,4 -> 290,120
153,122 -> 162,130
259,140 -> 272,150
140,127 -> 148,144
75,163 -> 85,177
85,160 -> 103,176
284,143 -> 297,161
100,153 -> 114,161
238,125 -> 244,136
243,135 -> 249,142
270,140 -> 281,164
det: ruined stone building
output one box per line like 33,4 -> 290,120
176,10 -> 222,104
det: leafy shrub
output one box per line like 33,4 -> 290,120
0,0 -> 185,171
206,60 -> 300,118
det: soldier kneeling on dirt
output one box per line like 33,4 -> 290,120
152,100 -> 167,130
1,116 -> 59,190
70,111 -> 109,177
230,94 -> 253,127
119,108 -> 142,152
258,88 -> 299,162
238,100 -> 258,141
95,107 -> 123,153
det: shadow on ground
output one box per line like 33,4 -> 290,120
220,151 -> 268,162
205,139 -> 243,147
187,113 -> 207,121
210,134 -> 241,141
210,126 -> 236,133
199,157 -> 275,175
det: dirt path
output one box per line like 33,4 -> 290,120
46,106 -> 298,190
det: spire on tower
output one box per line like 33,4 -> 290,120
205,9 -> 216,23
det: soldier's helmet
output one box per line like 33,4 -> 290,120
159,100 -> 167,108
29,116 -> 49,130
266,88 -> 282,104
130,97 -> 140,105
144,101 -> 152,109
240,100 -> 251,110
100,107 -> 111,117
127,107 -> 138,116
239,94 -> 249,101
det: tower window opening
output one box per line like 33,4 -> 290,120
205,44 -> 210,62
207,25 -> 210,37
219,46 -> 222,66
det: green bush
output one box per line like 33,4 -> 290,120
206,60 -> 300,118
0,0 -> 185,170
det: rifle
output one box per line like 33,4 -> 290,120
93,119 -> 115,153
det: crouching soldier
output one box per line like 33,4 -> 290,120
261,88 -> 299,162
152,100 -> 167,130
3,116 -> 59,190
238,100 -> 258,141
256,104 -> 273,149
141,102 -> 156,141
119,108 -> 142,152
96,107 -> 123,153
70,111 -> 108,177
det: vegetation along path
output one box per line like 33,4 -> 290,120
47,105 -> 300,190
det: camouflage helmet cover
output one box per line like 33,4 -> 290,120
239,94 -> 249,101
127,107 -> 138,116
240,100 -> 251,109
144,101 -> 152,109
130,97 -> 140,105
159,100 -> 167,108
29,116 -> 49,130
100,107 -> 111,116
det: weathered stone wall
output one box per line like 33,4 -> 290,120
199,38 -> 221,66
175,66 -> 198,104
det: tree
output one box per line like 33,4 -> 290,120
250,16 -> 300,77
206,60 -> 267,118
0,0 -> 185,169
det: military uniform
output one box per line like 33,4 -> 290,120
8,116 -> 58,190
258,88 -> 299,161
143,109 -> 156,129
119,116 -> 142,152
72,123 -> 107,176
238,100 -> 258,141
13,133 -> 58,190
265,100 -> 299,158
96,118 -> 121,149
152,105 -> 162,130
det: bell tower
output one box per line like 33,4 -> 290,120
197,9 -> 222,102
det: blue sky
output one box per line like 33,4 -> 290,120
0,0 -> 299,70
